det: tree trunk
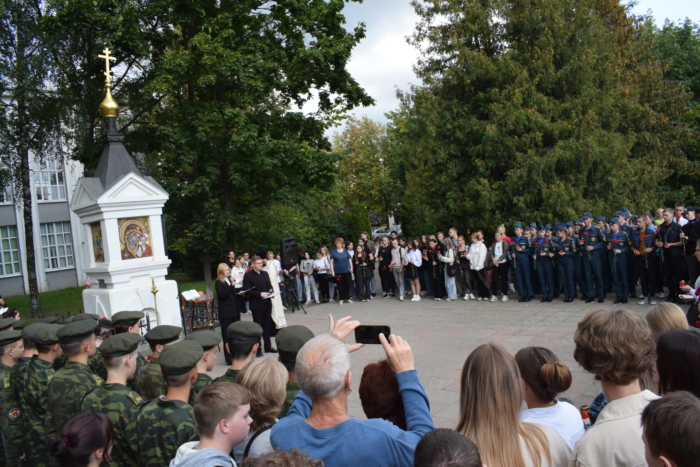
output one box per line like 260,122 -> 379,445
221,161 -> 235,251
202,252 -> 212,297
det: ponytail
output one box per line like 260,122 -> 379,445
515,347 -> 572,402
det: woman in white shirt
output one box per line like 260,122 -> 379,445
300,251 -> 319,304
230,257 -> 247,313
314,249 -> 331,303
515,346 -> 585,451
467,232 -> 491,301
404,239 -> 423,302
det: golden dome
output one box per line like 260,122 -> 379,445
99,83 -> 119,118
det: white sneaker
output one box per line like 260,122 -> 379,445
399,296 -> 404,301
446,298 -> 453,301
338,300 -> 343,305
501,295 -> 508,302
476,297 -> 482,301
463,294 -> 469,300
330,298 -> 335,303
305,299 -> 312,305
509,283 -> 516,294
414,296 -> 421,302
489,296 -> 496,302
347,299 -> 353,304
638,297 -> 648,305
469,293 -> 476,300
315,300 -> 320,304
650,298 -> 657,305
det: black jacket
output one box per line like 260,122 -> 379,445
243,269 -> 273,311
215,278 -> 239,319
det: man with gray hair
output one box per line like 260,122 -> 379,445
270,315 -> 434,466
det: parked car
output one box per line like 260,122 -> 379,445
372,228 -> 390,243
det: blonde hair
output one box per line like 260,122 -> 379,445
237,357 -> 288,430
216,263 -> 229,282
195,383 -> 250,438
645,303 -> 688,341
457,343 -> 551,467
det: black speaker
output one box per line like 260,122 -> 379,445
280,238 -> 298,271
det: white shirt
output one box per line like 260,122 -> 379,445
674,215 -> 689,226
273,259 -> 283,283
230,267 -> 246,288
314,257 -> 329,274
403,249 -> 422,268
493,242 -> 506,264
467,242 -> 487,270
521,401 -> 585,450
522,425 -> 572,467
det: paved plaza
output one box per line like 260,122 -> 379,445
207,290 -> 655,429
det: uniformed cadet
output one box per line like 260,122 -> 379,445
184,330 -> 221,404
19,323 -> 62,467
275,325 -> 314,418
533,224 -> 555,302
53,315 -> 96,373
126,340 -> 201,466
46,318 -> 104,439
0,330 -> 24,466
510,222 -> 534,302
0,318 -> 15,332
213,321 -> 262,385
134,324 -> 182,400
88,318 -> 113,380
607,216 -> 631,304
38,316 -> 59,324
657,207 -> 685,302
597,215 -> 614,295
82,332 -> 146,466
111,311 -> 148,384
579,212 -> 606,303
553,223 -> 578,302
632,213 -> 659,305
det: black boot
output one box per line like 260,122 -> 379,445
598,297 -> 604,303
586,297 -> 594,303
613,297 -> 621,304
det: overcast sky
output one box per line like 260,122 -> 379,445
329,0 -> 700,135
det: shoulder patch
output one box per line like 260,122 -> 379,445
6,408 -> 20,421
47,374 -> 53,381
92,375 -> 105,385
128,392 -> 145,405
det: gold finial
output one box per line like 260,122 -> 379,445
98,48 -> 119,118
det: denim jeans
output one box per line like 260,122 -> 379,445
444,266 -> 457,299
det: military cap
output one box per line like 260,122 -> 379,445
595,216 -> 606,222
582,212 -> 593,219
537,223 -> 545,231
65,313 -> 99,323
687,206 -> 696,213
529,223 -> 537,229
544,224 -> 552,231
38,316 -> 59,324
57,319 -> 98,345
111,311 -> 144,326
514,222 -> 522,229
276,325 -> 314,363
575,220 -> 583,226
554,223 -> 566,232
185,331 -> 221,351
565,221 -> 573,228
620,207 -> 630,213
227,321 -> 262,341
144,325 -> 182,345
99,333 -> 142,358
96,318 -> 113,329
13,319 -> 36,330
159,340 -> 203,375
609,216 -> 619,224
34,324 -> 62,345
0,330 -> 23,346
21,322 -> 43,343
0,318 -> 16,332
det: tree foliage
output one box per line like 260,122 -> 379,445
391,0 -> 693,236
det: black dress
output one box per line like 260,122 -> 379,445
215,278 -> 240,365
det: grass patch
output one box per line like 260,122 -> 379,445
5,273 -> 211,319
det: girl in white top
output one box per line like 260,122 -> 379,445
467,232 -> 491,300
457,343 -> 571,467
300,251 -> 319,304
515,346 -> 585,451
314,249 -> 331,303
403,239 -> 423,302
230,258 -> 246,289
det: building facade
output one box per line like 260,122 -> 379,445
0,156 -> 87,296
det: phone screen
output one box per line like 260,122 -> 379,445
354,325 -> 391,345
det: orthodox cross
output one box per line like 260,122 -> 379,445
98,48 -> 116,84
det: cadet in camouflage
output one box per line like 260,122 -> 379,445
111,311 -> 149,390
87,318 -> 113,380
213,321 -> 262,385
184,330 -> 221,404
18,324 -> 63,467
126,340 -> 202,466
0,331 -> 25,466
82,333 -> 146,467
133,325 -> 182,400
46,319 -> 104,439
275,325 -> 314,418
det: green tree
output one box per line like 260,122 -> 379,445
341,203 -> 371,244
391,0 -> 693,235
333,116 -> 403,226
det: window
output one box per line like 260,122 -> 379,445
0,226 -> 21,276
40,222 -> 74,270
0,182 -> 11,204
34,160 -> 66,201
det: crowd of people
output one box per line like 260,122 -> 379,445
0,304 -> 696,466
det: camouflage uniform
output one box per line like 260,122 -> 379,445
125,398 -> 198,466
88,352 -> 108,380
0,363 -> 23,466
18,356 -> 55,467
127,353 -> 148,391
212,368 -> 240,385
134,357 -> 166,400
188,372 -> 213,405
46,361 -> 104,438
82,383 -> 146,466
279,381 -> 300,418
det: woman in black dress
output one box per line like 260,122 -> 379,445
215,262 -> 240,365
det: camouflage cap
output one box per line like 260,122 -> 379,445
57,319 -> 98,345
0,318 -> 15,332
99,333 -> 142,358
13,319 -> 36,330
64,313 -> 99,324
185,330 -> 221,351
159,340 -> 203,375
111,311 -> 144,326
0,330 -> 23,346
38,316 -> 59,324
34,324 -> 63,345
276,325 -> 314,363
144,325 -> 182,345
227,321 -> 262,341
21,322 -> 44,344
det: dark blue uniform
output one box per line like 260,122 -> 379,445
510,237 -> 534,300
553,237 -> 577,300
657,221 -> 683,301
533,237 -> 555,300
580,224 -> 605,301
607,230 -> 631,301
632,226 -> 657,301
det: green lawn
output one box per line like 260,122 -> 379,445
6,272 -> 208,319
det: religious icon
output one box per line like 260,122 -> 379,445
90,222 -> 104,263
118,217 -> 153,260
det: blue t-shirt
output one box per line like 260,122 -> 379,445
271,370 -> 434,467
329,249 -> 352,274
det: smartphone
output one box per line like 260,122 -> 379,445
355,325 -> 391,345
